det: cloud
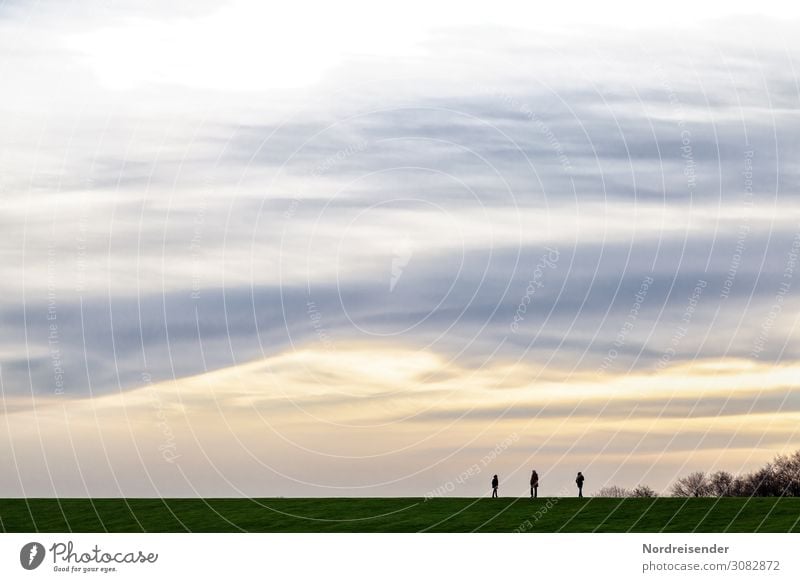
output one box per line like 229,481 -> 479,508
4,349 -> 800,496
2,3 -> 800,495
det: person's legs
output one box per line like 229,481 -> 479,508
534,486 -> 538,498
492,488 -> 498,498
530,486 -> 533,498
578,486 -> 583,498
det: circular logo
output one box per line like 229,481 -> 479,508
19,542 -> 46,570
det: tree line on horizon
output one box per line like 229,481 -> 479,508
596,449 -> 800,498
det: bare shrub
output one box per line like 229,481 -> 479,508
631,485 -> 657,498
596,485 -> 630,498
669,449 -> 800,497
708,471 -> 734,496
670,471 -> 710,497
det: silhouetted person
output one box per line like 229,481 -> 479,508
576,471 -> 585,498
530,469 -> 539,498
491,474 -> 499,498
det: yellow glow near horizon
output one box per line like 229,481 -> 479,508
10,345 -> 800,423
4,345 -> 800,495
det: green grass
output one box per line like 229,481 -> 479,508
1,497 -> 799,532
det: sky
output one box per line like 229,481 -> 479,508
1,0 -> 800,497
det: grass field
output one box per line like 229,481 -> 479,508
2,497 -> 799,532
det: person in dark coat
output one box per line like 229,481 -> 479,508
576,471 -> 585,498
491,474 -> 499,498
530,469 -> 539,498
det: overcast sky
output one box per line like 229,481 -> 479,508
1,0 -> 800,498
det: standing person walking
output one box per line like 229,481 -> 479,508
530,469 -> 539,498
576,471 -> 585,498
491,474 -> 499,498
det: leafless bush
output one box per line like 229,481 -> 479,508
596,485 -> 630,498
670,471 -> 710,497
708,471 -> 734,496
631,485 -> 658,498
595,484 -> 657,498
669,449 -> 800,497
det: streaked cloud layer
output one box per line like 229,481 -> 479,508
4,351 -> 800,496
1,0 -> 800,496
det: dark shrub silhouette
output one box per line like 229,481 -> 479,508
670,471 -> 711,497
596,485 -> 629,498
595,484 -> 657,498
708,471 -> 734,497
631,484 -> 658,498
773,452 -> 800,496
669,450 -> 800,497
